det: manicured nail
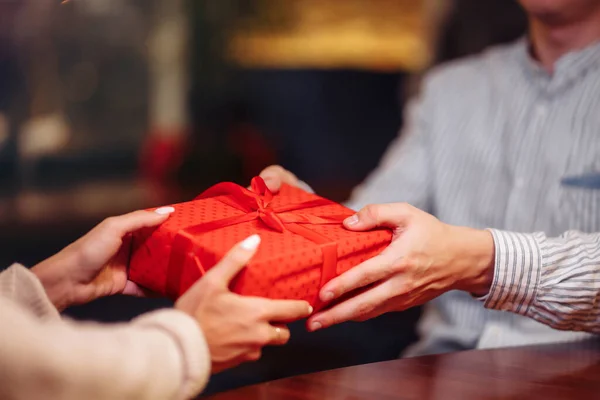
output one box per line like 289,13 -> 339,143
345,214 -> 359,226
321,291 -> 334,302
241,234 -> 261,250
308,305 -> 314,314
310,321 -> 322,331
155,206 -> 175,215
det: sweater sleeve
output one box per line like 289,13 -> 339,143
0,264 -> 61,320
0,265 -> 211,400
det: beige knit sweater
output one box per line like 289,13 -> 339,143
0,264 -> 211,400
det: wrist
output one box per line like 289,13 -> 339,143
452,227 -> 495,296
32,255 -> 75,311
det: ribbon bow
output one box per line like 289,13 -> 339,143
165,177 -> 352,306
194,176 -> 346,233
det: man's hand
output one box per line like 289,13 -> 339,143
32,207 -> 175,311
258,165 -> 301,193
307,203 -> 496,331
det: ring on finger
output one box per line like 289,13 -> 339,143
274,326 -> 282,342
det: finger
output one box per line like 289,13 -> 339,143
250,297 -> 312,322
258,165 -> 283,192
101,207 -> 175,237
352,300 -> 396,322
110,233 -> 132,270
244,350 -> 262,362
353,287 -> 428,322
204,234 -> 261,285
212,352 -> 258,374
212,360 -> 240,375
343,203 -> 414,231
259,165 -> 299,193
123,281 -> 160,298
319,253 -> 396,303
268,324 -> 291,346
308,279 -> 396,331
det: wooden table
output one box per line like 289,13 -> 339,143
207,339 -> 600,399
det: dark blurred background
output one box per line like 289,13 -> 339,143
0,0 -> 526,396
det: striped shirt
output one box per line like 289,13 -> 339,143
486,230 -> 600,333
346,37 -> 600,355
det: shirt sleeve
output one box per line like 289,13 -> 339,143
344,83 -> 434,213
484,229 -> 600,333
0,265 -> 211,400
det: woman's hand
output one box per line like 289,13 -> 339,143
32,207 -> 175,311
175,234 -> 313,374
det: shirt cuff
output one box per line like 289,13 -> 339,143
481,229 -> 543,317
133,309 -> 211,399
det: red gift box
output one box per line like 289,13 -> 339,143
129,177 -> 392,309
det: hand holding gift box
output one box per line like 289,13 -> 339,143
129,177 -> 391,310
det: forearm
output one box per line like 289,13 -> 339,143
1,246 -> 82,313
482,230 -> 600,333
31,252 -> 74,311
0,303 -> 210,400
0,264 -> 210,399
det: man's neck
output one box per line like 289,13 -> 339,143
529,9 -> 600,73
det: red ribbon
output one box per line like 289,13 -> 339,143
165,177 -> 352,305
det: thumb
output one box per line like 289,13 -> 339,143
203,234 -> 261,285
179,235 -> 261,307
260,174 -> 283,193
123,281 -> 160,298
104,207 -> 175,237
343,203 -> 414,231
259,165 -> 299,193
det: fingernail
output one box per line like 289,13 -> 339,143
345,214 -> 359,226
321,291 -> 334,302
308,305 -> 314,314
310,321 -> 322,331
155,206 -> 175,215
241,234 -> 261,250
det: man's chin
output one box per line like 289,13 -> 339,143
519,0 -> 599,26
531,11 -> 572,26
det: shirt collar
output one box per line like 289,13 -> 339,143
516,36 -> 600,94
